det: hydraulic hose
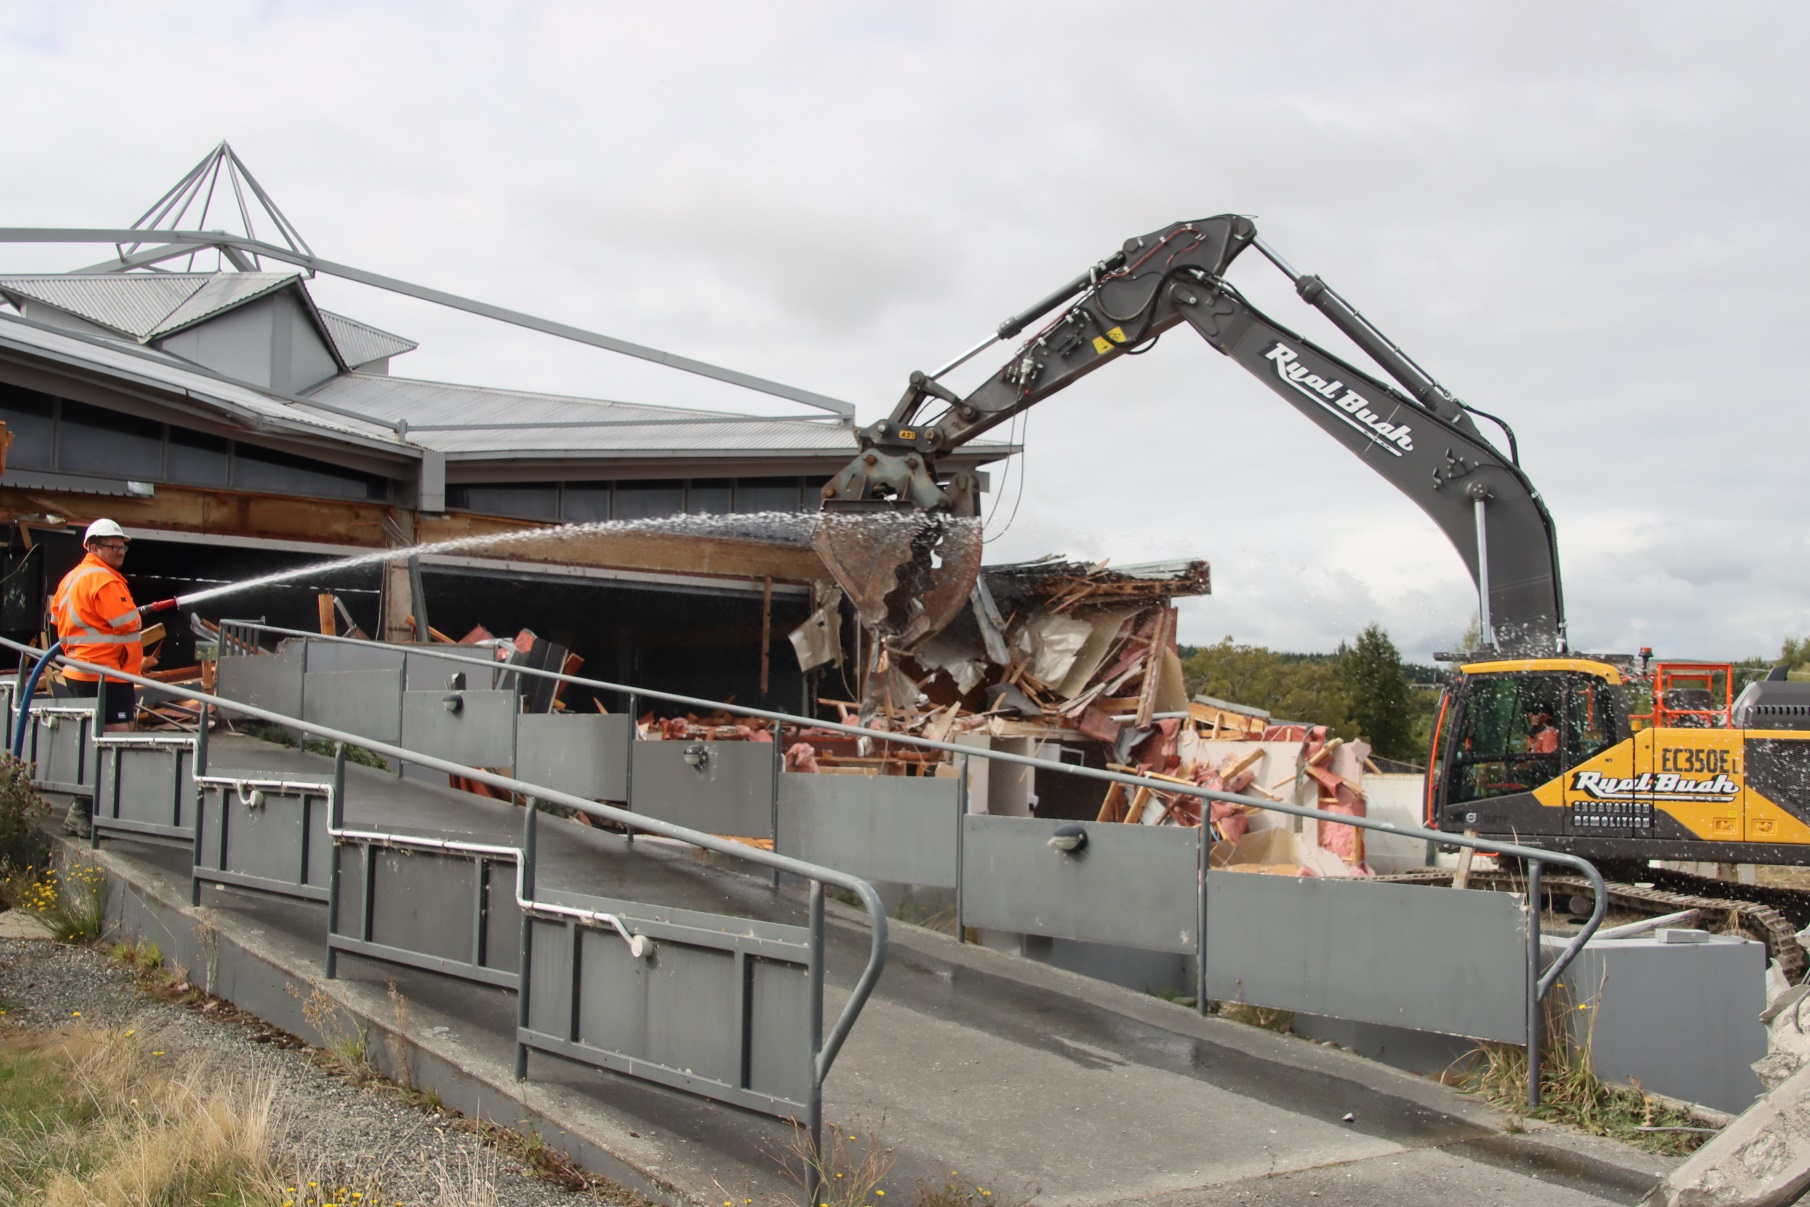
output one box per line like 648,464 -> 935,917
10,639 -> 63,762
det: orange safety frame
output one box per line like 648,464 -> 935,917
1634,661 -> 1734,729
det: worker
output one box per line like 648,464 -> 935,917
49,518 -> 143,835
1525,707 -> 1559,755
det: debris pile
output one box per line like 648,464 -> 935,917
781,554 -> 1376,875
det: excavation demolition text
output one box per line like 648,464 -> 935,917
1264,343 -> 1415,455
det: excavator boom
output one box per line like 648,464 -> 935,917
817,215 -> 1566,656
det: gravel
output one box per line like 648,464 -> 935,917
0,935 -> 645,1207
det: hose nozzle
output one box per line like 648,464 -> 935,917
139,597 -> 179,618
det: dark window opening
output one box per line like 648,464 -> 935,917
232,443 -> 388,501
59,400 -> 163,479
0,384 -> 55,469
168,429 -> 230,487
614,479 -> 685,521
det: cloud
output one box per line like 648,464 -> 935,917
3,0 -> 1808,662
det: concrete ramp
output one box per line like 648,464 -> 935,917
76,736 -> 1675,1206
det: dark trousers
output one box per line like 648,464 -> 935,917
61,678 -> 136,726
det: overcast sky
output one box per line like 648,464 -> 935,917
3,2 -> 1806,662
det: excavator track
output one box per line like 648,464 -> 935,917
1380,869 -> 1809,983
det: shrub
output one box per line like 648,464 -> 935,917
0,754 -> 50,879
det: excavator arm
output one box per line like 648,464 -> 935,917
817,214 -> 1567,656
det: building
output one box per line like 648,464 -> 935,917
0,144 -> 1010,709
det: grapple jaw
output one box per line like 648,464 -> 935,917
815,450 -> 984,651
814,506 -> 983,651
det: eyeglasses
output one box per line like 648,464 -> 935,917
91,541 -> 128,552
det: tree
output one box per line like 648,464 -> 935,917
1783,636 -> 1810,670
1181,639 -> 1355,736
1339,623 -> 1416,762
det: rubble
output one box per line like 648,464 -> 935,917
772,553 -> 1375,876
1650,1061 -> 1810,1207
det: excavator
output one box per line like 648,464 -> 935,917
812,213 -> 1810,973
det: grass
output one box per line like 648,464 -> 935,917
0,1019 -> 285,1205
1457,981 -> 1712,1156
287,982 -> 369,1081
237,723 -> 389,772
769,1120 -> 1037,1207
10,856 -> 106,943
1215,1001 -> 1294,1034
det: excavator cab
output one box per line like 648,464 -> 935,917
1425,659 -> 1629,837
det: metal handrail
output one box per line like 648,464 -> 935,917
216,619 -> 1606,1109
2,636 -> 886,1177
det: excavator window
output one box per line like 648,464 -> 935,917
1448,673 -> 1570,803
1566,676 -> 1617,762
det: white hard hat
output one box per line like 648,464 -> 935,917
83,518 -> 128,543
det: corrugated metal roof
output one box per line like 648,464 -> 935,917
151,272 -> 300,335
0,274 -> 206,338
318,310 -> 419,368
305,373 -> 867,457
0,307 -> 1015,472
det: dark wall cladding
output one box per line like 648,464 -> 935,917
0,381 -> 390,501
59,400 -> 163,479
231,444 -> 389,502
1,385 -> 54,469
167,429 -> 230,487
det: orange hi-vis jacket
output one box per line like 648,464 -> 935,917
51,552 -> 143,682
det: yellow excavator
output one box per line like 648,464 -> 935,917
811,214 -> 1810,971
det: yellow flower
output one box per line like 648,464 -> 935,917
70,1011 -> 79,1017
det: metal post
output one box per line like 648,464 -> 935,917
326,745 -> 347,979
955,753 -> 969,944
806,880 -> 826,1207
190,779 -> 205,907
1473,495 -> 1494,648
1527,858 -> 1543,1112
623,693 -> 637,848
1197,828 -> 1209,1015
407,556 -> 431,644
770,718 -> 783,887
516,801 -> 538,1080
195,702 -> 210,775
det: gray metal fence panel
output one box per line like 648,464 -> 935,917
28,705 -> 94,794
777,774 -> 960,888
516,713 -> 629,802
400,689 -> 515,769
303,669 -> 404,746
94,740 -> 196,841
631,742 -> 775,838
327,844 -> 518,988
1205,875 -> 1529,1043
520,888 -> 812,1114
405,647 -> 503,691
962,817 -> 1201,954
216,647 -> 305,720
305,642 -> 405,674
194,780 -> 332,902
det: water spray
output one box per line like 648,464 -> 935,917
9,510 -> 859,754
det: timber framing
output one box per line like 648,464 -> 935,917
0,483 -> 826,586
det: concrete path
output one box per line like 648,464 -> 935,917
80,737 -> 1676,1205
